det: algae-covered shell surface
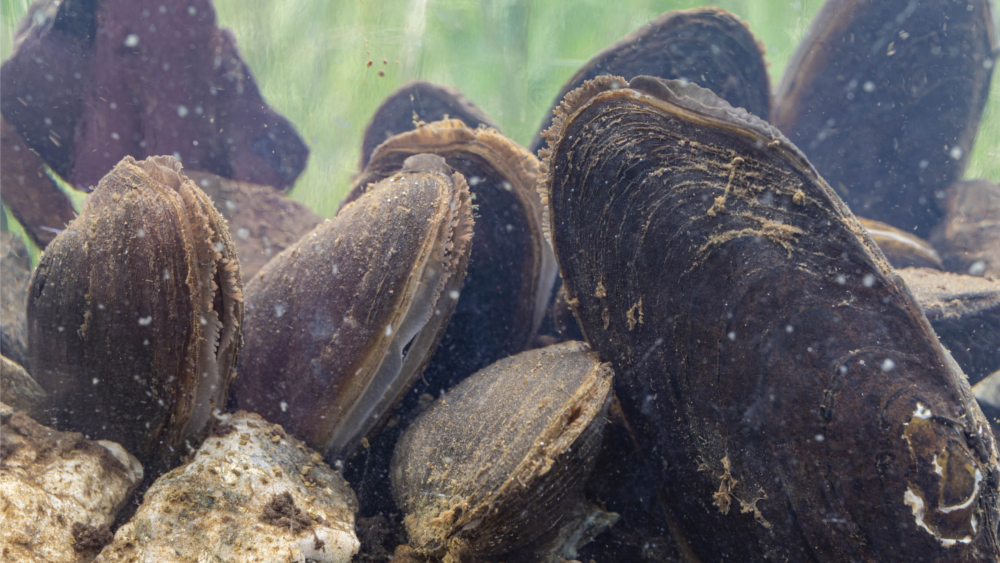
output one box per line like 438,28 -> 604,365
540,75 -> 1000,561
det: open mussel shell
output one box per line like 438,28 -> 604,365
390,341 -> 613,561
773,0 -> 996,238
932,179 -> 1000,279
528,7 -> 770,155
345,120 -> 557,394
859,217 -> 943,270
26,155 -> 245,473
899,267 -> 1000,386
233,154 -> 474,460
359,81 -> 498,171
540,75 -> 999,561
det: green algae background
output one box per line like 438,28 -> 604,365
2,0 -> 998,226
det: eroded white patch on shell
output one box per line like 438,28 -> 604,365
904,488 -> 934,537
913,403 -> 932,420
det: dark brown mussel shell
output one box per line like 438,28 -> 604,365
345,120 -> 556,394
233,154 -> 474,459
390,341 -> 613,562
899,267 -> 1000,386
359,81 -> 498,171
774,0 -> 996,237
528,7 -> 770,155
859,216 -> 943,270
540,75 -> 1000,561
932,179 -> 1000,279
26,155 -> 245,473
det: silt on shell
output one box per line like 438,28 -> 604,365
26,155 -> 245,474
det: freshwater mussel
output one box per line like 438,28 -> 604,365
390,341 -> 613,562
346,119 -> 557,394
539,74 -> 999,560
233,154 -> 475,459
2,0 -> 999,560
26,155 -> 245,474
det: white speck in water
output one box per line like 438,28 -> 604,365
92,378 -> 100,385
505,224 -> 514,232
225,200 -> 236,210
199,316 -> 208,325
502,181 -> 513,191
188,5 -> 197,15
172,151 -> 182,161
862,274 -> 876,287
881,358 -> 896,372
449,290 -> 460,300
985,58 -> 995,70
138,316 -> 153,326
213,242 -> 224,253
236,228 -> 250,240
280,401 -> 288,413
136,228 -> 146,238
949,146 -> 963,160
57,326 -> 65,332
384,325 -> 393,336
195,105 -> 204,115
330,264 -> 340,276
274,302 -> 288,318
969,261 -> 986,276
143,339 -> 149,346
177,105 -> 189,118
863,81 -> 875,92
124,34 -> 139,47
98,303 -> 106,310
836,274 -> 846,285
163,269 -> 171,280
727,331 -> 736,341
443,456 -> 452,464
785,324 -> 794,333
469,176 -> 482,186
814,434 -> 824,442
919,160 -> 929,169
110,132 -> 120,140
192,139 -> 198,146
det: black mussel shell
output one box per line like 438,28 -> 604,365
529,7 -> 770,155
359,81 -> 498,171
345,120 -> 557,396
27,156 -> 245,474
774,0 -> 996,238
234,154 -> 474,459
540,75 -> 999,561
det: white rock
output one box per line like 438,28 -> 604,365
95,411 -> 359,563
0,403 -> 143,563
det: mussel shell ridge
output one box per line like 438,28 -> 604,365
234,154 -> 474,459
27,155 -> 244,472
540,75 -> 1000,561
